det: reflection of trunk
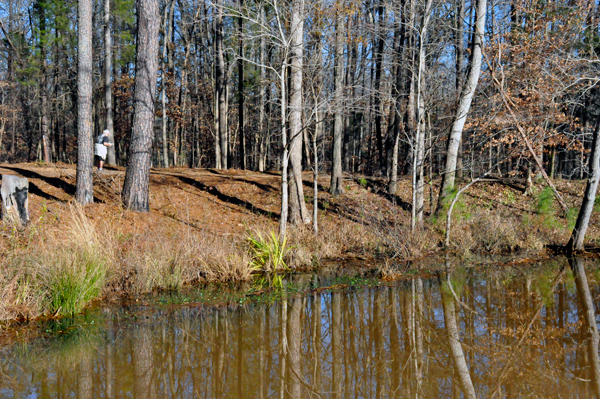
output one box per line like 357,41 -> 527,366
288,297 -> 302,398
105,309 -> 114,398
259,306 -> 267,398
390,289 -> 401,398
133,324 -> 154,399
214,310 -> 226,398
280,298 -> 288,399
570,257 -> 600,397
312,290 -> 322,393
78,354 -> 93,399
413,279 -> 424,397
332,292 -> 342,398
440,274 -> 476,399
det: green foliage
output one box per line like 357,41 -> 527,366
535,186 -> 555,215
503,188 -> 517,205
46,247 -> 108,315
358,177 -> 368,188
247,230 -> 291,272
567,207 -> 579,231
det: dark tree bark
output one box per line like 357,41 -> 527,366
105,0 -> 116,165
215,0 -> 228,169
121,0 -> 159,211
373,4 -> 386,174
238,0 -> 245,170
330,2 -> 345,196
76,0 -> 94,205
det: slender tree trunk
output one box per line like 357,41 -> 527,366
160,2 -> 171,168
76,0 -> 94,205
216,0 -> 228,169
288,0 -> 310,225
121,0 -> 159,211
238,0 -> 245,170
279,65 -> 289,239
437,0 -> 486,213
258,4 -> 267,172
330,2 -> 345,195
568,115 -> 600,253
413,0 -> 434,228
105,0 -> 116,165
373,4 -> 386,173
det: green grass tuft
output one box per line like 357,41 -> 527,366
247,230 -> 291,272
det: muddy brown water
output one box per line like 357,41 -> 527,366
1,257 -> 600,398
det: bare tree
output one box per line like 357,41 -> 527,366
287,0 -> 310,225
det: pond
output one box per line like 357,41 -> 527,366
1,257 -> 599,398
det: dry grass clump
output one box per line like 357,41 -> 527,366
0,205 -> 116,319
119,228 -> 252,295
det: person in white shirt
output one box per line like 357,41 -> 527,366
94,130 -> 113,171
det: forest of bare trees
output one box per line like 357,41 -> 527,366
1,0 -> 600,227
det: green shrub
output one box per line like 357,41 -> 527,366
46,245 -> 108,315
535,186 -> 555,215
247,230 -> 290,272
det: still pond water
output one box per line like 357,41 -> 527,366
1,257 -> 600,398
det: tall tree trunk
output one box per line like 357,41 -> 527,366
160,2 -> 171,168
216,0 -> 228,169
373,4 -> 386,173
437,0 -> 487,213
121,0 -> 159,211
568,115 -> 600,253
258,4 -> 267,172
279,64 -> 289,239
288,0 -> 310,225
238,0 -> 245,170
76,0 -> 94,205
412,0 -> 434,229
330,2 -> 345,195
105,0 -> 116,165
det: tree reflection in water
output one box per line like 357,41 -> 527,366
2,257 -> 600,398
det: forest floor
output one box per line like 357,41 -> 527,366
0,162 -> 599,321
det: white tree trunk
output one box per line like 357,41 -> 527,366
568,116 -> 600,252
438,0 -> 487,210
